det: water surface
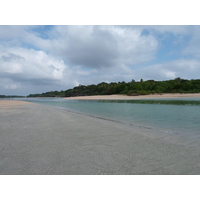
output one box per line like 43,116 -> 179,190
17,97 -> 200,137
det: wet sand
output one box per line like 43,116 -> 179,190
1,100 -> 200,175
64,93 -> 200,100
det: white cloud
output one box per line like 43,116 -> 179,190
31,25 -> 158,69
136,59 -> 200,81
1,25 -> 200,95
22,31 -> 52,51
0,25 -> 28,40
181,26 -> 200,58
0,53 -> 24,74
146,25 -> 192,35
0,46 -> 68,94
1,47 -> 66,79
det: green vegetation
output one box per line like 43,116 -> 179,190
28,90 -> 65,98
27,78 -> 200,97
91,100 -> 200,106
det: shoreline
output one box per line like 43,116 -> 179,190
1,100 -> 200,174
64,93 -> 200,100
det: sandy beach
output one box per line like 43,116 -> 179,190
64,93 -> 200,100
1,99 -> 200,175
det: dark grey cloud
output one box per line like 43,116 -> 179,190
42,26 -> 158,69
63,26 -> 119,68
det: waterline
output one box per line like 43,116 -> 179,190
17,97 -> 200,137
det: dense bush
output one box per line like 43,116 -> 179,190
27,78 -> 200,97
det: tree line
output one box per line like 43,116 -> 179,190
27,78 -> 200,98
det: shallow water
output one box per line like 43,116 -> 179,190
2,98 -> 200,174
2,102 -> 200,175
16,97 -> 200,137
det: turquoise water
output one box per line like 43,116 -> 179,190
16,97 -> 200,136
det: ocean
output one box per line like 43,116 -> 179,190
15,97 -> 200,137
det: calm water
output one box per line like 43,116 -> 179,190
15,97 -> 200,136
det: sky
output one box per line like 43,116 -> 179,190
0,0 -> 200,96
1,25 -> 200,96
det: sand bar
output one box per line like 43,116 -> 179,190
64,93 -> 200,100
1,100 -> 200,175
0,100 -> 32,108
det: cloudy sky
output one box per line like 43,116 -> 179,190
1,25 -> 200,95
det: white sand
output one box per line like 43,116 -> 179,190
1,100 -> 200,175
64,93 -> 200,100
0,100 -> 32,109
